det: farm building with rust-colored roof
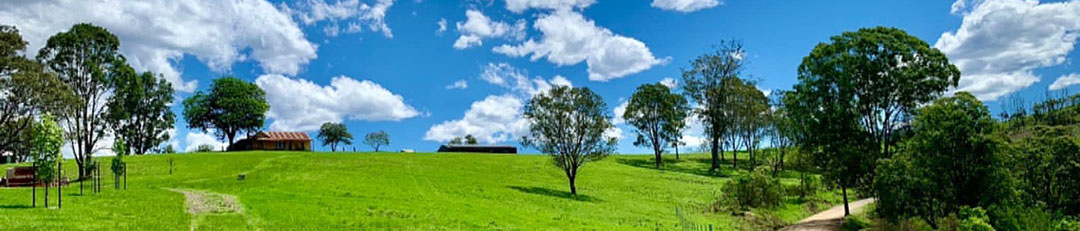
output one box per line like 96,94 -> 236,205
228,131 -> 312,151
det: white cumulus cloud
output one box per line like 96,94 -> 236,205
1050,73 -> 1080,91
0,0 -> 319,93
256,74 -> 420,132
446,79 -> 468,89
425,63 -> 572,144
453,10 -> 526,49
934,0 -> 1080,100
660,77 -> 678,88
424,95 -> 529,144
493,10 -> 666,81
436,18 -> 448,34
184,130 -> 230,152
284,0 -> 396,38
651,0 -> 721,12
503,0 -> 595,13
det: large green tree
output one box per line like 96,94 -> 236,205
183,77 -> 269,146
317,122 -> 352,152
0,25 -> 76,162
106,62 -> 174,155
623,83 -> 689,168
522,86 -> 616,195
364,131 -> 389,152
37,23 -> 122,178
727,78 -> 768,168
790,27 -> 960,215
767,90 -> 795,171
682,41 -> 747,173
874,92 -> 1007,228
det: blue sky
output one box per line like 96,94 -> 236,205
3,0 -> 1079,154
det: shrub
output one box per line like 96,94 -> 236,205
987,204 -> 1055,231
958,207 -> 995,231
786,173 -> 822,200
195,144 -> 215,152
722,167 -> 783,211
840,215 -> 871,231
1056,219 -> 1080,231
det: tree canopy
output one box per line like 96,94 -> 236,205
182,77 -> 269,146
874,92 -> 1007,228
37,23 -> 122,178
364,131 -> 389,152
789,27 -> 960,215
623,83 -> 689,168
681,40 -> 747,173
0,24 -> 76,162
522,86 -> 616,195
318,122 -> 352,152
106,62 -> 174,155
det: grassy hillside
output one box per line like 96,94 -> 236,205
0,152 -> 837,230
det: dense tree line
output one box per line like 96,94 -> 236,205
1,23 -> 176,180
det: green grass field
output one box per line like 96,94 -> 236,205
0,152 -> 839,230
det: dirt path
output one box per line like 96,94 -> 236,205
781,198 -> 875,231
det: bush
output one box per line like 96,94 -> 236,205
195,144 -> 216,152
1056,219 -> 1080,231
721,167 -> 783,211
987,204 -> 1055,231
958,207 -> 995,231
840,215 -> 870,231
787,173 -> 822,199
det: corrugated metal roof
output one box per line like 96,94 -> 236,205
255,131 -> 312,141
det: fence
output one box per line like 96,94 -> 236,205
675,206 -> 714,231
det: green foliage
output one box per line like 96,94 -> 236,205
840,215 -> 871,231
721,167 -> 783,211
106,62 -> 175,155
464,134 -> 478,145
317,122 -> 352,152
448,137 -> 463,145
161,145 -> 176,154
0,24 -> 77,163
30,115 -> 64,183
363,130 -> 389,152
522,86 -> 615,195
623,83 -> 689,168
195,144 -> 216,153
957,207 -> 996,231
1013,126 -> 1080,215
183,76 -> 269,146
1056,218 -> 1080,231
681,40 -> 747,172
37,23 -> 122,178
875,92 -> 1008,228
791,26 -> 960,214
986,204 -> 1055,231
111,138 -> 127,176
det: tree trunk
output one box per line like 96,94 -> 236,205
674,144 -> 680,160
654,145 -> 662,169
710,137 -> 720,172
842,185 -> 850,216
44,183 -> 48,208
568,175 -> 577,195
58,161 -> 61,209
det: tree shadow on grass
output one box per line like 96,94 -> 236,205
616,158 -> 734,178
0,204 -> 33,209
507,186 -> 602,202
